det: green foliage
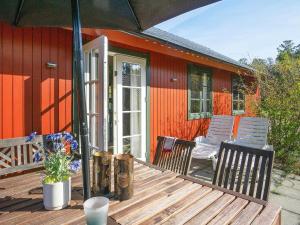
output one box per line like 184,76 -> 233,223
244,41 -> 300,174
43,152 -> 71,184
277,40 -> 300,61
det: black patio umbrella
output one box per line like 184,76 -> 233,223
0,0 -> 219,200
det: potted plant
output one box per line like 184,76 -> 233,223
26,132 -> 81,210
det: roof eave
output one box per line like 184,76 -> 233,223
127,30 -> 253,73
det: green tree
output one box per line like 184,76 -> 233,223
276,40 -> 300,61
239,58 -> 249,65
246,41 -> 300,174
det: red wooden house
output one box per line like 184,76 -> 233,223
0,22 -> 255,162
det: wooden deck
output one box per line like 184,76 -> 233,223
0,159 -> 281,225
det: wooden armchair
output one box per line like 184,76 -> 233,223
153,136 -> 196,175
213,142 -> 274,201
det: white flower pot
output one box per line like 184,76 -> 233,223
43,178 -> 71,210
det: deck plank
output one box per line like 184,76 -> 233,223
207,198 -> 249,225
161,190 -> 224,225
134,171 -> 177,194
134,169 -> 161,182
251,203 -> 281,225
185,193 -> 235,225
109,178 -> 183,215
15,200 -> 82,225
0,202 -> 44,225
116,183 -> 200,225
140,186 -> 212,225
231,202 -> 263,225
112,180 -> 193,221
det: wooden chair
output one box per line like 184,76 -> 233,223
213,142 -> 274,201
192,115 -> 234,170
153,136 -> 196,175
0,135 -> 44,176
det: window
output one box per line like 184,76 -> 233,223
188,64 -> 212,119
232,75 -> 245,114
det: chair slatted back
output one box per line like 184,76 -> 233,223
236,117 -> 269,149
0,135 -> 44,176
154,136 -> 195,175
213,142 -> 274,201
206,115 -> 234,145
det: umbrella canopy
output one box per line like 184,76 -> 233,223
0,0 -> 219,200
0,0 -> 218,30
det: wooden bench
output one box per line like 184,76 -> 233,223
0,135 -> 44,176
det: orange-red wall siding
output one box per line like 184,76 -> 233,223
0,22 -> 256,162
0,22 -> 72,138
149,52 -> 242,161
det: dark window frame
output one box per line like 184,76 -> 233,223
188,64 -> 213,120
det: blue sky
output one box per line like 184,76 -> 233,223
156,0 -> 300,61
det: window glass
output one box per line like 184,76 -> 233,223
232,76 -> 245,113
188,65 -> 212,119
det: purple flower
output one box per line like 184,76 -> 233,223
33,152 -> 42,163
46,134 -> 55,141
55,133 -> 63,140
26,132 -> 37,142
63,132 -> 74,143
70,160 -> 81,172
70,140 -> 78,151
46,133 -> 63,142
53,142 -> 64,151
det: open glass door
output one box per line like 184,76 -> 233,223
115,55 -> 146,160
83,36 -> 108,152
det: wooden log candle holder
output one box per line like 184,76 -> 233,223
114,154 -> 134,201
92,151 -> 112,196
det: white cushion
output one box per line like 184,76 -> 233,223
192,143 -> 219,159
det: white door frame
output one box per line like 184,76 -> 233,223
113,54 -> 147,160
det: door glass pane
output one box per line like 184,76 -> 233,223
122,63 -> 141,86
123,136 -> 141,158
91,50 -> 99,80
108,56 -> 114,149
123,112 -> 141,136
121,61 -> 143,157
122,88 -> 141,111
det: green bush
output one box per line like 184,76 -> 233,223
243,41 -> 300,174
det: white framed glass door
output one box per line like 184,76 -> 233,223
115,55 -> 146,160
83,36 -> 108,152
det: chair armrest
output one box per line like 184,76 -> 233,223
263,145 -> 274,151
194,136 -> 206,145
223,139 -> 235,144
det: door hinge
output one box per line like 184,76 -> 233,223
114,71 -> 117,76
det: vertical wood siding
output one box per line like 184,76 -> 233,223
0,22 -> 72,139
0,23 -> 256,162
149,52 -> 255,161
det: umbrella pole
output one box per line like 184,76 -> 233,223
71,0 -> 91,200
